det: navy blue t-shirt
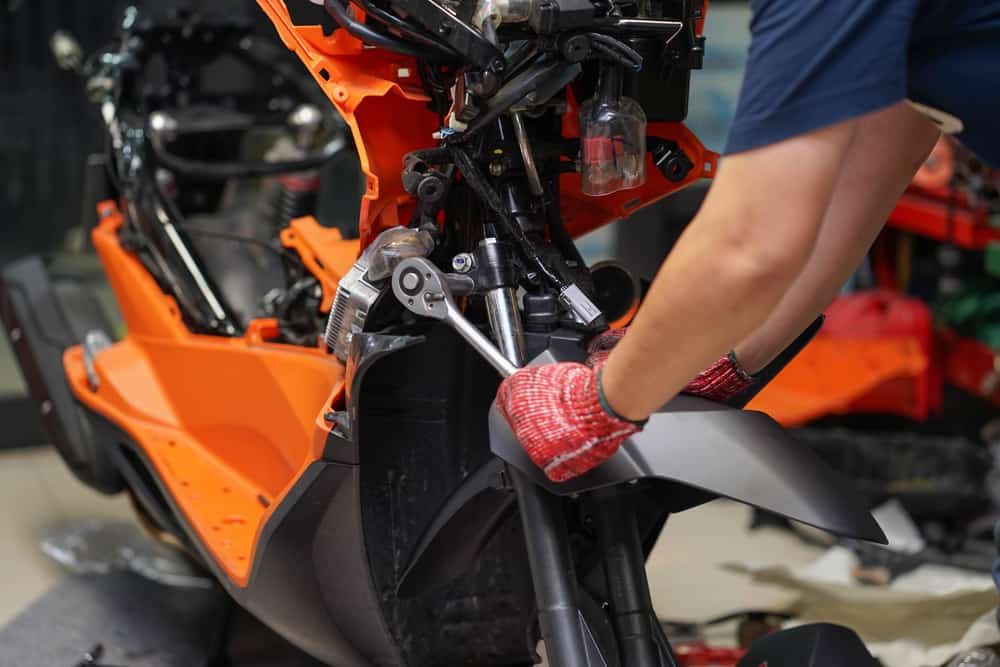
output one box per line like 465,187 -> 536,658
725,0 -> 1000,166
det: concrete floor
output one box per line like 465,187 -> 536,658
0,447 -> 133,626
0,446 -> 821,632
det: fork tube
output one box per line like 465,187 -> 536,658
485,286 -> 525,366
591,487 -> 673,667
484,277 -> 590,667
512,470 -> 591,667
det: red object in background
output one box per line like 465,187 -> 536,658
911,136 -> 955,191
887,135 -> 1000,251
888,191 -> 1000,250
940,330 -> 1000,407
747,291 -> 940,425
675,642 -> 745,666
822,291 -> 941,419
822,290 -> 941,420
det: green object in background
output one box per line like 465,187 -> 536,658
936,281 -> 1000,349
978,322 -> 1000,350
986,242 -> 1000,279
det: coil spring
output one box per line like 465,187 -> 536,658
273,177 -> 319,226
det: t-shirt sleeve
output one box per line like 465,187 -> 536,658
724,0 -> 920,155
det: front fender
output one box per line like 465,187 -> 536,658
490,351 -> 885,544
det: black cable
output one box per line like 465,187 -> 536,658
449,146 -> 567,289
588,32 -> 644,66
350,0 -> 457,57
323,0 -> 433,59
591,42 -> 640,70
149,136 -> 346,181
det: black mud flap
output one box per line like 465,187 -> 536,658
0,256 -> 123,493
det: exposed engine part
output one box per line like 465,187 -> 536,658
267,104 -> 330,227
391,257 -> 518,376
272,179 -> 318,225
325,228 -> 435,361
274,277 -> 324,346
326,261 -> 384,362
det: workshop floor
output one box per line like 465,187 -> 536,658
0,446 -> 823,630
0,447 -> 133,625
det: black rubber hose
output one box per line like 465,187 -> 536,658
149,136 -> 346,181
591,41 -> 641,70
588,32 -> 644,67
323,0 -> 432,59
351,0 -> 457,57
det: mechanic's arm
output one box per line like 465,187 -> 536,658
733,102 -> 939,372
600,119 -> 859,422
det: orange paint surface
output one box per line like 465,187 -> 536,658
281,216 -> 361,312
256,0 -> 717,245
746,337 -> 928,427
64,203 -> 348,586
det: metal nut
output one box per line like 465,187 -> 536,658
451,253 -> 475,273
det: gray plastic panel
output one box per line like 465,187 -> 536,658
489,351 -> 886,544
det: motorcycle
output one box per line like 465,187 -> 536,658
1,1 -> 886,665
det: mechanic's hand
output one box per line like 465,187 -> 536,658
586,328 -> 753,403
585,327 -> 628,368
496,362 -> 642,482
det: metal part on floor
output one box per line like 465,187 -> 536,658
0,572 -> 325,667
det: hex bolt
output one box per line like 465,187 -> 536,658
401,272 -> 420,291
452,253 -> 475,273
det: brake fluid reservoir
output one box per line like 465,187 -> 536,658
579,66 -> 647,197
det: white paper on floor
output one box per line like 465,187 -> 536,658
724,544 -> 998,667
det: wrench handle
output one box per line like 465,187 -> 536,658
445,302 -> 519,377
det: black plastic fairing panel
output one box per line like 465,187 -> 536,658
0,256 -> 123,492
490,349 -> 887,545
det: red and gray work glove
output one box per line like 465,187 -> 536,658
496,363 -> 644,482
586,328 -> 753,402
495,328 -> 755,483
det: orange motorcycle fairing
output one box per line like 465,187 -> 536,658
63,202 -> 358,586
257,0 -> 718,246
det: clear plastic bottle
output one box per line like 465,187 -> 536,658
579,65 -> 647,197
